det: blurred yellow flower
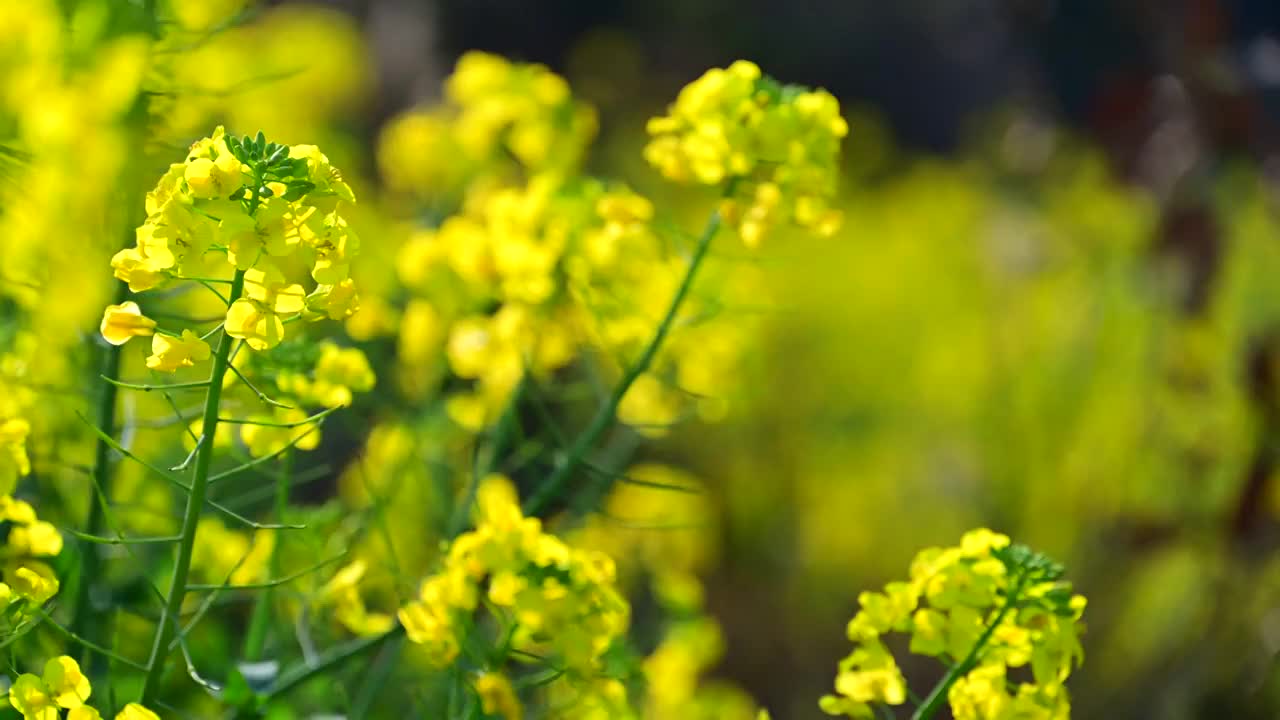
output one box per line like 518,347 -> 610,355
99,301 -> 156,346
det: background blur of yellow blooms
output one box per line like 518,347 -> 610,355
1,0 -> 1279,719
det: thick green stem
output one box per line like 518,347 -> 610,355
522,208 -> 723,516
72,280 -> 129,671
139,269 -> 246,706
911,573 -> 1029,720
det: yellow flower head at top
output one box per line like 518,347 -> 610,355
105,127 -> 360,357
645,60 -> 847,246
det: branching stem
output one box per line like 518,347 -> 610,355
910,572 -> 1029,720
523,206 -> 722,516
139,269 -> 246,706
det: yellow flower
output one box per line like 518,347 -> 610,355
276,342 -> 376,408
100,302 -> 156,345
42,656 -> 90,708
823,531 -> 1084,720
475,672 -> 522,720
114,704 -> 160,720
0,418 -> 32,495
68,707 -> 102,720
225,265 -> 306,350
146,329 -> 211,372
9,674 -> 56,720
109,247 -> 167,292
306,278 -> 360,320
239,407 -> 321,458
8,520 -> 63,557
7,560 -> 59,603
190,518 -> 274,586
183,148 -> 243,200
645,61 -> 846,246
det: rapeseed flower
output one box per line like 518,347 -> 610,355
99,302 -> 156,346
645,60 -> 847,246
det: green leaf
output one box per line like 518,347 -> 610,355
282,182 -> 314,201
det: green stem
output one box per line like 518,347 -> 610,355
259,624 -> 405,704
910,573 -> 1029,720
138,269 -> 246,706
242,447 -> 291,660
522,207 -> 722,516
72,279 -> 129,671
448,380 -> 526,538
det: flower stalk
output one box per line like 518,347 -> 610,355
522,206 -> 723,516
139,269 -> 246,705
910,571 -> 1029,720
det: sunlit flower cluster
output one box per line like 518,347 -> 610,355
105,127 -> 359,357
9,655 -> 159,720
399,475 -> 630,682
645,60 -> 846,246
821,529 -> 1086,719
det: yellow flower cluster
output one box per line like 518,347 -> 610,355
9,655 -> 159,720
378,52 -> 597,197
821,529 -> 1086,719
571,465 -> 765,719
395,171 -> 752,432
0,0 -> 148,356
316,559 -> 395,637
398,475 -> 629,679
228,340 -> 375,457
475,671 -> 522,720
645,60 -> 847,246
189,517 -> 274,587
377,54 -> 774,437
0,495 -> 62,607
642,618 -> 762,720
276,341 -> 376,409
0,417 -> 31,493
105,127 -> 359,357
